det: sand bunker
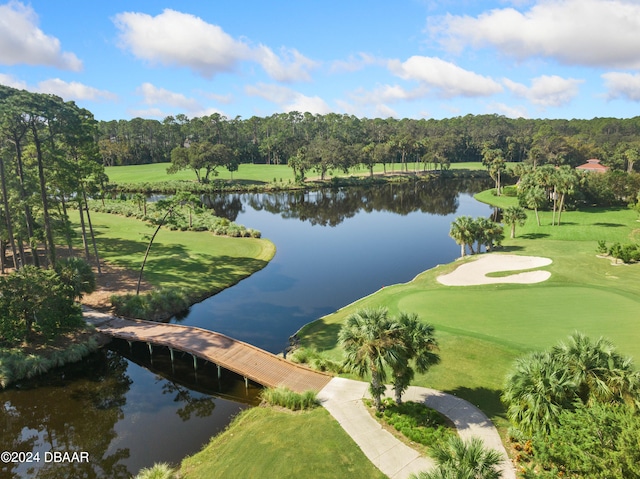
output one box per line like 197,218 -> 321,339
437,254 -> 552,286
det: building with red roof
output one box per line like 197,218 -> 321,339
576,159 -> 609,173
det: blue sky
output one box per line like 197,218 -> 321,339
2,0 -> 640,121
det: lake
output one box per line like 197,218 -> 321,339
1,177 -> 492,478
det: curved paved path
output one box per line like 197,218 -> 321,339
318,378 -> 516,479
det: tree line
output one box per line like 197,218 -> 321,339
0,84 -> 105,272
0,85 -> 104,343
97,111 -> 640,179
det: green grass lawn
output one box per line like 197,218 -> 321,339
145,186 -> 640,477
104,161 -> 485,185
298,190 -> 640,427
73,211 -> 275,298
179,406 -> 387,479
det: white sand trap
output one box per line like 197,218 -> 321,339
437,254 -> 552,286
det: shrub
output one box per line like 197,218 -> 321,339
260,386 -> 319,410
288,347 -> 343,373
596,240 -> 608,255
134,463 -> 177,479
55,257 -> 97,300
376,400 -> 453,447
0,335 -> 101,388
0,266 -> 83,344
502,185 -> 518,197
85,198 -> 260,238
111,288 -> 190,321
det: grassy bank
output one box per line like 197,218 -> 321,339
105,161 -> 486,186
179,406 -> 386,479
0,327 -> 107,388
298,190 -> 640,427
72,211 -> 275,306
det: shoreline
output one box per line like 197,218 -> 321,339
0,326 -> 110,389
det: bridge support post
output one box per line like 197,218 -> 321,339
127,340 -> 132,351
244,376 -> 248,390
148,342 -> 154,364
217,365 -> 221,380
192,354 -> 198,382
169,347 -> 175,373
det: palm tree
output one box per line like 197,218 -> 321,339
449,216 -> 476,257
411,436 -> 503,479
523,184 -> 545,226
502,351 -> 573,435
338,307 -> 406,411
391,312 -> 440,404
502,206 -> 527,239
474,217 -> 504,253
553,332 -> 640,408
554,166 -> 578,226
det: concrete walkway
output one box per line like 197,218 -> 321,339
317,377 -> 516,479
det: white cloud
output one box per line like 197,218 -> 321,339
0,74 -> 116,102
114,9 -> 317,82
245,83 -> 331,114
348,84 -> 429,114
602,72 -> 640,101
389,56 -> 503,97
37,78 -> 117,101
0,73 -> 28,90
114,9 -> 251,78
374,104 -> 398,119
201,91 -> 234,104
253,45 -> 318,82
128,107 -> 165,119
136,82 -> 200,110
330,53 -> 383,73
489,102 -> 529,118
503,75 -> 583,107
434,0 -> 640,68
0,1 -> 82,70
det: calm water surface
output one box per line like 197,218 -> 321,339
1,178 -> 492,478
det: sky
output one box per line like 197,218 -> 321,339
2,0 -> 640,122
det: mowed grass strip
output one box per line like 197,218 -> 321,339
179,407 -> 387,479
72,211 -> 275,297
105,163 -> 295,184
104,161 -> 486,185
298,191 -> 640,425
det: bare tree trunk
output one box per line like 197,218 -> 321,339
13,141 -> 38,267
78,200 -> 91,261
60,195 -> 74,256
137,208 -> 172,295
82,189 -> 102,275
31,127 -> 56,267
0,157 -> 19,270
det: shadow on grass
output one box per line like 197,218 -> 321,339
299,320 -> 342,352
498,245 -> 525,252
92,233 -> 269,294
519,233 -> 550,240
445,386 -> 506,420
592,222 -> 626,227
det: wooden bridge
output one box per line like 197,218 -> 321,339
84,309 -> 332,393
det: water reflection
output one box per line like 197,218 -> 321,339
2,178 -> 493,478
201,177 -> 491,226
1,343 -> 257,478
177,178 -> 494,353
1,351 -> 132,478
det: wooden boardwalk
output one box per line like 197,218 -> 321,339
84,309 -> 332,393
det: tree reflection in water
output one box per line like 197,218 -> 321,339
201,178 -> 492,227
1,350 -> 132,479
